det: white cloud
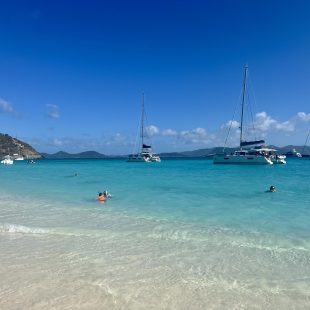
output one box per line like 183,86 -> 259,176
46,104 -> 60,119
297,112 -> 310,122
255,111 -> 294,132
51,138 -> 63,146
216,111 -> 301,147
111,133 -> 128,144
220,112 -> 295,136
221,120 -> 240,130
0,98 -> 14,113
145,125 -> 160,136
135,125 -> 215,146
179,127 -> 211,144
162,129 -> 178,136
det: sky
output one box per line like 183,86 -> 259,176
0,0 -> 310,154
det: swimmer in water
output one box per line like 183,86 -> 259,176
103,190 -> 112,198
96,192 -> 106,201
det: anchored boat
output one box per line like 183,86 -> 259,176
127,94 -> 161,163
214,66 -> 284,165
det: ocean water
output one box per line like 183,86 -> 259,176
1,158 -> 310,309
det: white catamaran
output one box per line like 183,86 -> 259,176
214,66 -> 285,165
127,95 -> 161,163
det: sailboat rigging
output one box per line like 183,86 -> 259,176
301,129 -> 310,158
213,66 -> 285,165
127,94 -> 161,162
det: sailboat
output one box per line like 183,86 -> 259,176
127,94 -> 161,162
214,66 -> 284,165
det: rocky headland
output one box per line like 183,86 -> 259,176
0,133 -> 42,159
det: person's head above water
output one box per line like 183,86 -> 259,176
97,192 -> 106,201
269,186 -> 276,192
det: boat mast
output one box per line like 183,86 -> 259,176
141,93 -> 145,148
302,129 -> 310,155
240,65 -> 248,149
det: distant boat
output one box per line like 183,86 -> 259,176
12,142 -> 25,161
13,153 -> 24,161
285,148 -> 302,158
14,157 -> 24,161
214,66 -> 281,165
127,94 -> 161,163
1,155 -> 14,165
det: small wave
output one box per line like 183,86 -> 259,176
0,223 -> 113,238
145,225 -> 310,254
0,223 -> 50,235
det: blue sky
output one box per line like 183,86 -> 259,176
0,0 -> 310,154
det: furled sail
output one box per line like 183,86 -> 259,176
240,140 -> 265,147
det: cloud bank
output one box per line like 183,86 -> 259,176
36,110 -> 310,154
142,111 -> 310,147
297,112 -> 310,122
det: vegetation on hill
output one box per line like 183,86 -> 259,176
0,133 -> 42,159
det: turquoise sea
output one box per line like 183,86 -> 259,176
1,158 -> 310,309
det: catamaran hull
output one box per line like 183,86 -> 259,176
149,156 -> 161,162
213,154 -> 273,165
127,155 -> 161,162
127,148 -> 161,162
127,156 -> 149,162
271,156 -> 286,164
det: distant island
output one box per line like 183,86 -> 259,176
1,133 -> 309,160
41,151 -> 111,159
42,145 -> 310,159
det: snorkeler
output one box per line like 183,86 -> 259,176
268,185 -> 276,192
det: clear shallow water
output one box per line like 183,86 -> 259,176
1,159 -> 310,309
